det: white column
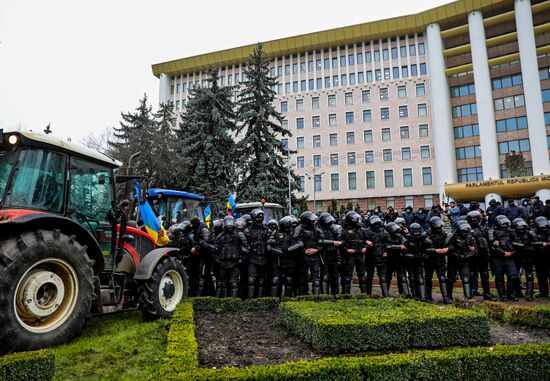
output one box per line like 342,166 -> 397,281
426,23 -> 457,201
469,10 -> 501,180
159,73 -> 171,105
485,193 -> 502,205
515,0 -> 550,175
536,189 -> 550,202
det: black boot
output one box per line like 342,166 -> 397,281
447,280 -> 454,301
247,285 -> 256,299
495,276 -> 506,301
400,280 -> 411,298
321,279 -> 329,295
230,284 -> 239,298
508,277 -> 519,301
440,280 -> 452,304
313,281 -> 321,296
365,280 -> 372,295
342,283 -> 351,294
380,280 -> 389,298
463,280 -> 472,299
418,282 -> 427,302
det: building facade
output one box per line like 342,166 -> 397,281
153,0 -> 550,210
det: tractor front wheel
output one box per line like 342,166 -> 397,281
139,256 -> 188,321
0,230 -> 95,354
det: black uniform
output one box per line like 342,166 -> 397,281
385,222 -> 409,297
402,223 -> 431,302
364,216 -> 390,297
214,216 -> 248,298
293,212 -> 323,295
488,215 -> 519,301
532,217 -> 550,297
512,218 -> 537,300
467,211 -> 495,300
245,209 -> 270,298
447,223 -> 476,299
189,217 -> 216,297
425,217 -> 451,303
317,213 -> 342,295
341,212 -> 368,294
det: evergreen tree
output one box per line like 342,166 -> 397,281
235,43 -> 296,205
108,94 -> 157,178
151,102 -> 179,189
176,69 -> 237,212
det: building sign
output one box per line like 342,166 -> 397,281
445,175 -> 550,200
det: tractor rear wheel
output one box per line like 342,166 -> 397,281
139,256 -> 188,321
0,230 -> 94,354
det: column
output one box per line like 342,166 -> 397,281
469,10 -> 501,180
515,0 -> 550,175
159,73 -> 171,105
426,23 -> 457,200
485,193 -> 502,206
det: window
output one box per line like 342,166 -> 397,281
324,58 -> 330,69
281,101 -> 288,112
420,145 -> 430,159
542,89 -> 550,103
282,120 -> 289,130
325,77 -> 330,88
314,175 -> 322,191
297,137 -> 305,149
384,68 -> 390,80
333,75 -> 339,87
330,153 -> 339,166
364,130 -> 373,143
411,64 -> 418,76
401,147 -> 411,160
420,63 -> 427,75
409,44 -> 416,56
546,112 -> 550,125
424,195 -> 433,207
312,135 -> 321,147
285,82 -> 290,93
358,72 -> 364,83
386,197 -> 395,208
403,168 -> 413,187
384,170 -> 394,188
494,94 -> 525,110
316,59 -> 322,70
498,139 -> 530,154
347,152 -> 356,165
341,75 -> 347,86
293,63 -> 298,74
346,131 -> 355,144
380,87 -> 388,100
452,103 -> 477,118
366,70 -> 373,82
374,50 -> 380,62
312,115 -> 320,128
332,57 -> 338,68
391,47 -> 398,59
300,62 -> 306,73
540,66 -> 550,80
402,66 -> 409,77
362,90 -> 371,103
345,92 -> 353,105
398,85 -> 407,99
450,83 -> 475,98
500,161 -> 533,178
454,123 -> 480,138
363,109 -> 372,122
296,117 -> 304,129
418,43 -> 425,55
457,167 -> 483,182
357,53 -> 363,64
297,156 -> 304,168
281,138 -> 288,152
365,150 -> 374,163
348,172 -> 357,190
422,167 -> 432,185
399,105 -> 408,118
316,78 -> 322,89
312,96 -> 320,109
329,114 -> 337,126
419,124 -> 429,137
393,67 -> 400,79
331,174 -> 340,191
400,126 -> 410,139
366,171 -> 376,189
295,99 -> 304,111
492,73 -> 522,89
383,149 -> 393,162
382,128 -> 391,141
308,60 -> 314,72
400,45 -> 407,57
328,94 -> 336,107
329,133 -> 338,146
416,83 -> 425,96
292,81 -> 298,93
455,145 -> 482,159
345,112 -> 354,124
313,155 -> 321,168
496,116 -> 527,133
380,107 -> 390,120
405,195 -> 414,208
348,54 -> 355,65
297,176 -> 305,192
366,52 -> 372,63
382,49 -> 389,60
417,103 -> 427,116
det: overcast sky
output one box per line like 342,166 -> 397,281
0,0 -> 453,142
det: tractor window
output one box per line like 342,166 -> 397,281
69,158 -> 113,225
4,149 -> 67,213
0,150 -> 16,200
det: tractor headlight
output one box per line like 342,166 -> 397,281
8,134 -> 18,145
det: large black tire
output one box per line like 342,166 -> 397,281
139,256 -> 188,321
0,229 -> 94,354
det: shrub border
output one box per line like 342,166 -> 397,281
483,301 -> 550,329
0,350 -> 54,381
162,297 -> 550,380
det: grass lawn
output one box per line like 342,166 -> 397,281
51,311 -> 167,380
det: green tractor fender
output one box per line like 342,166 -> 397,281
0,211 -> 105,274
134,247 -> 181,280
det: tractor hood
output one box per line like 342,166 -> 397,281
0,208 -> 45,223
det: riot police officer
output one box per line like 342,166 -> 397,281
488,215 -> 519,301
402,223 -> 431,302
532,216 -> 550,298
512,218 -> 537,301
317,213 -> 342,295
467,211 -> 496,300
293,211 -> 323,295
364,216 -> 390,297
385,222 -> 409,297
245,209 -> 270,298
341,211 -> 368,294
447,222 -> 476,300
189,217 -> 216,296
425,217 -> 452,303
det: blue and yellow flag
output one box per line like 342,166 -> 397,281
204,204 -> 212,228
226,192 -> 236,215
135,182 -> 169,247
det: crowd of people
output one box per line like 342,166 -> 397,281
168,195 -> 550,303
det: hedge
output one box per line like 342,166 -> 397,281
280,299 -> 490,353
0,350 -> 54,381
483,301 -> 550,329
161,301 -> 198,376
166,344 -> 550,381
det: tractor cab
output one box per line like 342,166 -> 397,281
146,188 -> 205,228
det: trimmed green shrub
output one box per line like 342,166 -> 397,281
191,297 -> 279,312
161,301 -> 198,375
483,301 -> 550,329
0,350 -> 54,381
482,301 -> 507,319
280,299 -> 489,353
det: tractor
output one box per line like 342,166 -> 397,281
144,188 -> 206,229
0,130 -> 188,354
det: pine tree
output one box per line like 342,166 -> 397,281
235,43 -> 296,205
176,69 -> 237,212
150,102 -> 179,189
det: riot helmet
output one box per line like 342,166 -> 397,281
250,209 -> 264,225
279,216 -> 293,231
466,210 -> 482,226
300,211 -> 318,227
369,215 -> 383,231
319,212 -> 336,228
429,216 -> 444,231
